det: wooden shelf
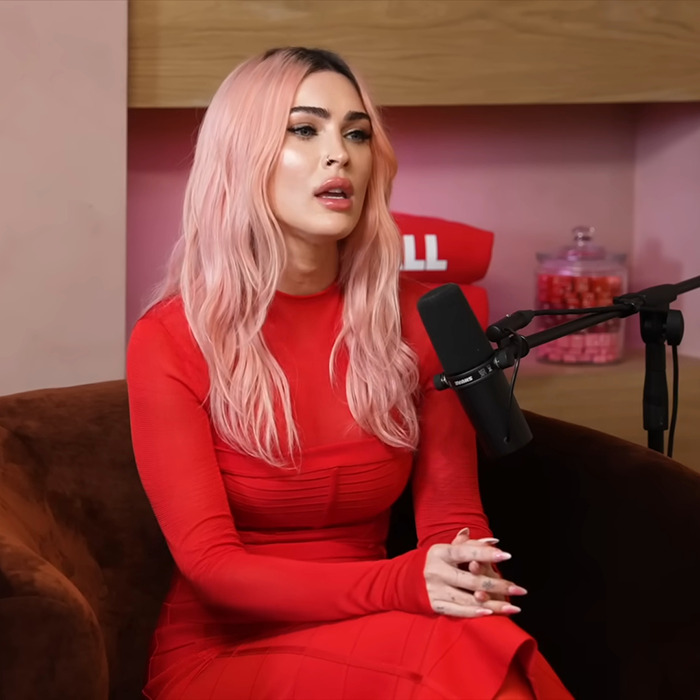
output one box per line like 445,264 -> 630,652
128,0 -> 700,108
510,349 -> 700,472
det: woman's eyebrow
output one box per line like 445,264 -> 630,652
289,106 -> 371,123
345,110 -> 371,123
290,106 -> 329,119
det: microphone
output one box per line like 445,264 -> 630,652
417,283 -> 533,459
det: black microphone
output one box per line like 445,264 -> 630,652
417,283 -> 533,459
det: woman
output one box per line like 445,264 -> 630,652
127,47 -> 572,699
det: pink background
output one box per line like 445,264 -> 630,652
127,103 -> 700,358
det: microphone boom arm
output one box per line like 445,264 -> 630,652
485,275 -> 700,455
491,308 -> 634,369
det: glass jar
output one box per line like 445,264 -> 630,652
535,225 -> 628,364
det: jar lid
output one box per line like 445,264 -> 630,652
537,226 -> 626,264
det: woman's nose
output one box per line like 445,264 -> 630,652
322,135 -> 349,168
324,152 -> 349,167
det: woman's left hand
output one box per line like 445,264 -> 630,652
451,528 -> 507,604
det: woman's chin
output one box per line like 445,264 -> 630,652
304,222 -> 358,243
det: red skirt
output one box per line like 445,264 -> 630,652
144,611 -> 573,699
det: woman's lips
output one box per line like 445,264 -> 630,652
315,194 -> 353,212
314,177 -> 354,198
314,177 -> 354,212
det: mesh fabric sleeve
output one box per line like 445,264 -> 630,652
126,314 -> 432,624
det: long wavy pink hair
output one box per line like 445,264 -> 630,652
151,47 -> 419,466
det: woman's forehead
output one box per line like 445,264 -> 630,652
290,71 -> 366,117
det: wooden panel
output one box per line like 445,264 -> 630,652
128,0 -> 700,108
510,350 -> 700,473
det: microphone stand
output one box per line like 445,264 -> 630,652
486,275 -> 700,455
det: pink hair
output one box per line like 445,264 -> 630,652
152,48 -> 419,466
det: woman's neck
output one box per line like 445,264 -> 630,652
278,240 -> 339,296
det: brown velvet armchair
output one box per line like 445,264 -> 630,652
1,380 -> 699,700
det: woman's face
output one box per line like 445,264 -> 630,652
269,70 -> 373,247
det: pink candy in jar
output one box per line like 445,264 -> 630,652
535,226 -> 628,364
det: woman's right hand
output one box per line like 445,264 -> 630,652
423,533 -> 528,619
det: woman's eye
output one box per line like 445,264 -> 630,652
288,125 -> 316,138
345,129 -> 372,143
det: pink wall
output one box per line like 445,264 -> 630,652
384,105 -> 635,328
127,109 -> 202,325
634,104 -> 700,359
127,103 -> 699,357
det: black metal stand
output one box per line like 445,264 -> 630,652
487,275 -> 700,454
639,308 -> 684,452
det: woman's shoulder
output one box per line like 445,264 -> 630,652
398,274 -> 434,307
132,296 -> 187,340
127,296 -> 210,397
129,296 -> 202,363
399,275 -> 432,334
398,276 -> 439,379
138,295 -> 185,326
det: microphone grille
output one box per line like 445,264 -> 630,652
417,283 -> 494,375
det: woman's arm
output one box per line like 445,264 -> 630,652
127,313 -> 432,624
410,325 -> 494,548
404,282 -> 526,616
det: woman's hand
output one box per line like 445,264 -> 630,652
452,528 -> 504,606
423,527 -> 527,618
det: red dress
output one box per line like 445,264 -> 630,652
126,277 -> 572,700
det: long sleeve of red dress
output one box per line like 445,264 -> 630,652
126,279 -> 492,627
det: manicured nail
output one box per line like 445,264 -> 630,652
477,537 -> 500,545
457,527 -> 471,538
508,585 -> 528,596
494,551 -> 512,561
502,604 -> 522,614
476,608 -> 494,615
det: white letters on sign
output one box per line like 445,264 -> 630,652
401,234 -> 448,272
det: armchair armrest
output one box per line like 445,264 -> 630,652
0,425 -> 109,700
0,532 -> 108,700
0,381 -> 173,699
479,411 -> 700,700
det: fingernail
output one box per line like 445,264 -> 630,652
494,551 -> 512,561
476,608 -> 493,615
508,585 -> 528,596
477,537 -> 500,545
457,527 -> 471,538
502,604 -> 522,614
